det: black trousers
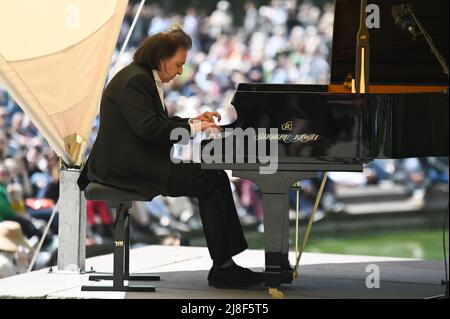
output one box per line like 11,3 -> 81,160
163,163 -> 248,264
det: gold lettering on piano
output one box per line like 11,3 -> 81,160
114,241 -> 124,247
255,133 -> 319,144
281,121 -> 293,131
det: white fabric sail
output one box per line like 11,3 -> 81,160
0,0 -> 128,166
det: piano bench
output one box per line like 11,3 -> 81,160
81,182 -> 159,292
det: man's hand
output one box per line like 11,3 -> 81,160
194,111 -> 221,124
202,124 -> 223,139
189,115 -> 223,133
200,120 -> 223,132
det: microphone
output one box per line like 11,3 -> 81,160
392,4 -> 418,40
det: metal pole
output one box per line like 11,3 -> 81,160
57,167 -> 86,272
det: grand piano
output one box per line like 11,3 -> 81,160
200,0 -> 448,297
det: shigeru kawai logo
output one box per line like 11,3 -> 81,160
281,121 -> 293,131
255,132 -> 319,144
255,121 -> 320,143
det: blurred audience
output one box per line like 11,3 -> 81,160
0,0 -> 447,274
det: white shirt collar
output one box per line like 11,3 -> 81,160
152,70 -> 165,109
152,70 -> 163,85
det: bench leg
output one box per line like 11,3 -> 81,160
81,203 -> 158,292
124,210 -> 160,281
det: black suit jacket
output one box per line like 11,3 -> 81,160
78,62 -> 191,198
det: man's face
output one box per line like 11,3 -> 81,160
157,48 -> 187,83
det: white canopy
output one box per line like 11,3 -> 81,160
0,0 -> 128,166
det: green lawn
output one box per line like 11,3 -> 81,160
191,227 -> 449,261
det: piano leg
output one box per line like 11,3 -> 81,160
263,193 -> 291,288
232,170 -> 316,297
203,163 -> 363,297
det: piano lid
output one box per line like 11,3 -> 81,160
331,0 -> 449,86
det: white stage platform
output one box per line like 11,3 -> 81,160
0,245 -> 446,299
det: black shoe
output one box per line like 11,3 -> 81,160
208,264 -> 265,289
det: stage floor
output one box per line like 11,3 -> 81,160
0,245 -> 446,299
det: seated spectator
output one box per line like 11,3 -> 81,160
5,99 -> 21,126
393,157 -> 449,208
364,159 -> 396,185
9,112 -> 42,149
86,200 -> 113,242
35,150 -> 60,202
0,221 -> 33,278
423,157 -> 449,186
0,164 -> 16,222
4,155 -> 33,198
0,130 -> 10,160
233,178 -> 263,231
289,174 -> 344,220
0,107 -> 8,131
7,183 -> 27,215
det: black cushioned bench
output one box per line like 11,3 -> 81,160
81,182 -> 159,292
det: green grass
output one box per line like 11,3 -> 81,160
191,227 -> 449,261
303,229 -> 448,261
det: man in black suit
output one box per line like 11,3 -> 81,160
78,28 -> 263,288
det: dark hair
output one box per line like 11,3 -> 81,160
133,27 -> 192,71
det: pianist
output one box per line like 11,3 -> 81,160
78,27 -> 264,288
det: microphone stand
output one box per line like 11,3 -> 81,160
403,3 -> 449,78
402,3 -> 449,300
403,5 -> 449,299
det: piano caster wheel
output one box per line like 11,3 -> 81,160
268,288 -> 284,299
293,270 -> 299,280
